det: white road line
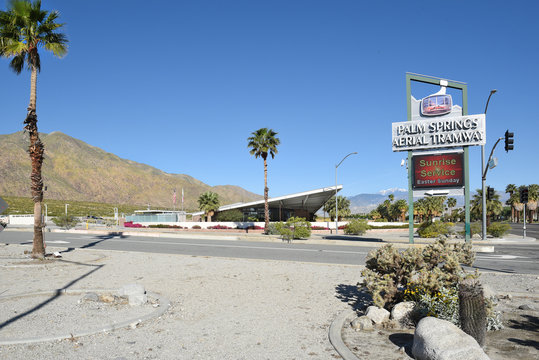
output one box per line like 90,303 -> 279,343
46,240 -> 70,244
106,238 -> 369,255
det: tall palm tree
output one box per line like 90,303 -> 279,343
0,0 -> 68,259
505,184 -> 517,222
198,191 -> 220,222
247,128 -> 280,232
446,197 -> 457,220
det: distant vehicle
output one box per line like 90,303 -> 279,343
86,215 -> 103,220
421,94 -> 452,116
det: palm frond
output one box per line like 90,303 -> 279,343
9,52 -> 25,73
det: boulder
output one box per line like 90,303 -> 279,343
351,316 -> 374,331
119,283 -> 147,306
390,301 -> 415,326
365,306 -> 390,324
412,317 -> 490,360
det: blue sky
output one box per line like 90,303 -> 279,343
2,0 -> 538,198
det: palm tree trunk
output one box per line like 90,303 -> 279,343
263,157 -> 269,232
25,64 -> 45,259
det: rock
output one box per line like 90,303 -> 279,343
119,283 -> 147,306
80,292 -> 99,302
351,316 -> 374,331
390,301 -> 415,326
412,317 -> 489,360
472,234 -> 481,240
365,306 -> 390,324
99,294 -> 116,303
518,304 -> 534,311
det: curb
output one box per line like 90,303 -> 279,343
0,289 -> 171,345
328,309 -> 360,360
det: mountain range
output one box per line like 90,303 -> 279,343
0,131 -> 262,210
0,131 -> 510,214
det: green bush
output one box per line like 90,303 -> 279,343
266,223 -> 281,235
52,215 -> 79,230
413,286 -> 460,325
360,239 -> 475,310
214,209 -> 244,222
344,219 -> 369,235
487,222 -> 511,238
276,217 -> 311,241
417,221 -> 452,238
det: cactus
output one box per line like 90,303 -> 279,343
458,278 -> 487,347
360,239 -> 475,309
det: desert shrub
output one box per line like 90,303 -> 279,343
207,224 -> 233,229
487,222 -> 511,237
266,223 -> 281,235
344,219 -> 368,235
148,224 -> 184,229
52,215 -> 78,230
311,226 -> 329,230
413,286 -> 460,325
360,239 -> 475,310
417,221 -> 453,238
276,217 -> 311,240
191,225 -> 201,229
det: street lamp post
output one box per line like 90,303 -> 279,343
335,152 -> 357,234
482,90 -> 497,240
44,204 -> 48,223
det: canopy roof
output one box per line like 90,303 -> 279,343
192,185 -> 342,216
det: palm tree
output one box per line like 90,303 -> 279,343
0,0 -> 68,259
446,197 -> 456,213
527,184 -> 539,223
471,189 -> 503,226
505,184 -> 517,222
323,195 -> 351,221
391,199 -> 408,222
198,191 -> 220,222
247,128 -> 280,232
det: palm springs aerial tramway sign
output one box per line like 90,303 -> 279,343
397,74 -> 482,243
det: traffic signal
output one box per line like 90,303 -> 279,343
504,130 -> 514,152
487,186 -> 494,200
520,187 -> 529,204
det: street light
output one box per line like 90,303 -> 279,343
482,89 -> 497,240
335,152 -> 358,234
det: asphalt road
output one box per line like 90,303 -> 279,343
1,231 -> 538,274
508,222 -> 539,240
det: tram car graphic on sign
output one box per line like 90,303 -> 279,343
421,85 -> 452,117
421,93 -> 452,116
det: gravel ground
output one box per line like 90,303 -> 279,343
0,244 -> 361,359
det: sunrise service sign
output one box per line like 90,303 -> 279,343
392,114 -> 485,152
412,152 -> 464,189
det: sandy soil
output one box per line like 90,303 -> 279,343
0,243 -> 361,359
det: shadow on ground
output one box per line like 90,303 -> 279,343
323,235 -> 384,242
335,284 -> 373,312
60,232 -> 128,254
0,258 -> 104,331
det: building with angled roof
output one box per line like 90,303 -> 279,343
192,185 -> 341,222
